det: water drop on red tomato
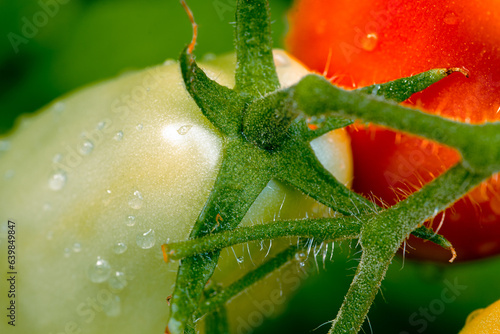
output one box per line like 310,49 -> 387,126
361,33 -> 378,51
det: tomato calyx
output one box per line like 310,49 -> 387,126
165,1 -> 500,334
169,1 -> 365,332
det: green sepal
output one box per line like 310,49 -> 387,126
302,117 -> 353,141
179,48 -> 243,136
242,90 -> 296,150
411,225 -> 452,250
277,122 -> 374,215
357,68 -> 468,103
167,140 -> 273,334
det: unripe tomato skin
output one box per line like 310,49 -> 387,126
0,51 -> 352,333
286,0 -> 500,261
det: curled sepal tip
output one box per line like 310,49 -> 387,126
411,225 -> 457,262
180,0 -> 197,54
357,67 -> 469,103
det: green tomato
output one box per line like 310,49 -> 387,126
0,50 -> 352,334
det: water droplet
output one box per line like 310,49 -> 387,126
43,203 -> 52,211
52,154 -> 63,163
113,242 -> 127,254
103,295 -> 121,317
72,243 -> 82,253
163,59 -> 176,66
48,171 -> 67,191
136,124 -> 143,131
46,231 -> 54,240
97,120 -> 108,130
0,140 -> 10,152
113,131 -> 124,141
102,189 -> 113,206
128,190 -> 144,210
53,102 -> 65,114
108,271 -> 127,290
126,215 -> 136,227
136,229 -> 156,249
444,11 -> 459,25
361,33 -> 378,51
88,257 -> 112,283
295,252 -> 307,263
177,125 -> 193,135
78,140 -> 94,155
236,256 -> 244,264
64,248 -> 71,258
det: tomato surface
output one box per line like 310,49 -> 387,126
286,0 -> 500,261
0,50 -> 352,334
460,299 -> 500,333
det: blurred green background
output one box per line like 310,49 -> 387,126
0,0 -> 291,134
1,0 -> 500,333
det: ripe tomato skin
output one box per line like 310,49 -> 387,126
0,51 -> 352,334
286,0 -> 500,261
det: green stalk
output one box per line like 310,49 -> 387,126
293,74 -> 500,174
195,244 -> 303,319
329,164 -> 489,334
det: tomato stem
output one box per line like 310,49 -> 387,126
170,1 -> 497,333
292,74 -> 500,174
330,164 -> 487,334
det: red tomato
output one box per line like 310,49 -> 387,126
286,0 -> 500,261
